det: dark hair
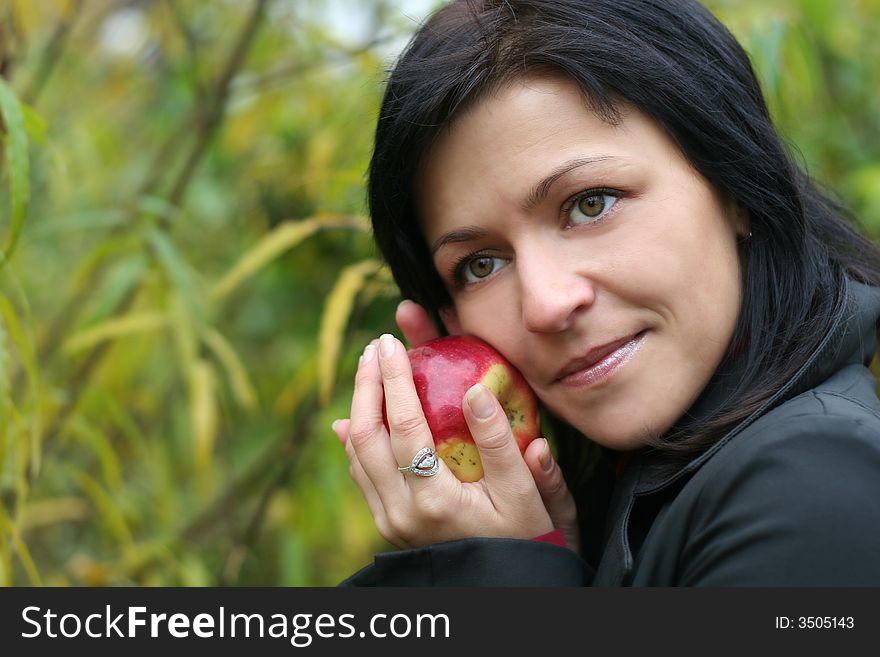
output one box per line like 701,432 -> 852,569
367,0 -> 880,507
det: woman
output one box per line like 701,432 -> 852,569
332,0 -> 880,585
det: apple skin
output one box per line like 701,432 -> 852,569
385,335 -> 541,482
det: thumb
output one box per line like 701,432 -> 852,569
462,383 -> 531,485
331,418 -> 351,444
395,300 -> 440,347
526,438 -> 580,554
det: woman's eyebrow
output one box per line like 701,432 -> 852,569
430,155 -> 621,256
522,155 -> 617,211
430,226 -> 488,256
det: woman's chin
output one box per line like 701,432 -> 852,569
545,398 -> 676,452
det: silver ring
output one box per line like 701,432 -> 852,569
398,447 -> 440,477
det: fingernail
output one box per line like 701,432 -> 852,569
466,383 -> 495,419
362,344 -> 376,364
538,438 -> 553,472
331,420 -> 346,445
397,299 -> 414,312
379,333 -> 396,358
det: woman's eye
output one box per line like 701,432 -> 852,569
462,256 -> 508,283
569,191 -> 619,225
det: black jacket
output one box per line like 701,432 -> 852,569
341,278 -> 880,586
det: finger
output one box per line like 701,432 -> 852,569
462,383 -> 533,491
341,421 -> 409,548
348,342 -> 409,502
343,426 -> 385,523
395,300 -> 440,347
377,333 -> 458,489
334,416 -> 391,533
376,333 -> 435,466
525,437 -> 580,553
331,418 -> 351,445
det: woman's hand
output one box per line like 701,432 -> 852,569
337,331 -> 554,548
332,300 -> 581,553
394,298 -> 442,348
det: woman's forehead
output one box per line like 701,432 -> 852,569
413,74 -> 729,243
416,78 -> 661,198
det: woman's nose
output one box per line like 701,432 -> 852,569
516,248 -> 596,333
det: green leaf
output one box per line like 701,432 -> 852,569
147,227 -> 206,323
0,289 -> 41,479
20,102 -> 48,146
0,79 -> 31,267
66,415 -> 125,493
67,466 -> 135,551
274,350 -> 318,418
81,255 -> 150,326
138,195 -> 182,223
84,387 -> 150,462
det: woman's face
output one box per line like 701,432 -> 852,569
417,75 -> 746,451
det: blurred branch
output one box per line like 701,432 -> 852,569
22,0 -> 84,105
163,0 -> 207,105
210,283 -> 374,582
38,282 -> 143,456
166,0 -> 269,208
31,0 -> 272,481
31,0 -> 388,381
178,390 -> 318,550
219,456 -> 294,585
1,3 -> 23,80
136,119 -> 195,199
188,283 -> 366,581
234,33 -> 396,93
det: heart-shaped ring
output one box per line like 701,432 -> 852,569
398,447 -> 440,477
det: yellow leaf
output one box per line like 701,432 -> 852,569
209,215 -> 368,302
202,328 -> 258,412
0,505 -> 42,585
170,293 -> 198,377
318,259 -> 385,406
63,312 -> 169,355
0,530 -> 9,585
0,286 -> 41,479
303,131 -> 337,197
0,309 -> 10,461
359,266 -> 401,308
21,496 -> 90,530
191,359 -> 218,469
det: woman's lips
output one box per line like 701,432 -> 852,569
556,331 -> 647,388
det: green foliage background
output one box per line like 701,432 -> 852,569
0,0 -> 878,586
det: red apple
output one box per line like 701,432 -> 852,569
384,335 -> 541,482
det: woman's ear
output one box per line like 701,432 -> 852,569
729,198 -> 751,239
439,307 -> 463,335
